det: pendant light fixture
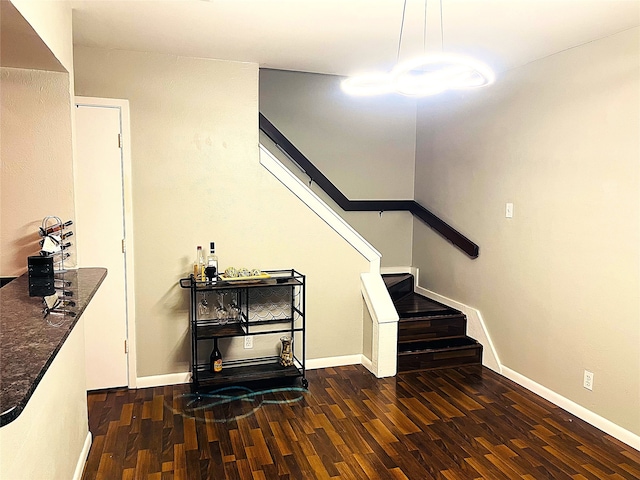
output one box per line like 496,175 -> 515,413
342,0 -> 495,97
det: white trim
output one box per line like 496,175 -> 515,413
74,96 -> 138,389
360,272 -> 399,378
361,273 -> 398,325
72,432 -> 92,480
119,101 -> 138,389
415,286 -> 501,373
135,357 -> 368,387
306,354 -> 363,370
361,355 -> 374,373
259,144 -> 381,273
501,367 -> 640,451
136,372 -> 191,389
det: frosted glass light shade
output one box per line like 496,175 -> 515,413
342,53 -> 495,97
393,53 -> 495,96
341,72 -> 395,96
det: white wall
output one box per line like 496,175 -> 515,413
74,47 -> 371,377
414,28 -> 640,436
260,69 -> 416,267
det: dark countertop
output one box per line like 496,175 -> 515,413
0,267 -> 107,426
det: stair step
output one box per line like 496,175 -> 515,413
382,274 -> 414,302
398,315 -> 467,343
397,337 -> 483,372
383,273 -> 483,372
394,292 -> 461,318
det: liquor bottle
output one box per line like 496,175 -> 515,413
205,242 -> 218,282
194,246 -> 204,280
210,339 -> 223,373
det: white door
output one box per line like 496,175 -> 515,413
74,100 -> 131,390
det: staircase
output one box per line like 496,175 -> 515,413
384,273 -> 483,372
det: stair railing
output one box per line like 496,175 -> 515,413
259,113 -> 479,258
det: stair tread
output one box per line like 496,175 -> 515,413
398,312 -> 465,322
398,334 -> 469,343
398,336 -> 481,354
382,273 -> 413,289
394,292 -> 461,317
383,273 -> 414,302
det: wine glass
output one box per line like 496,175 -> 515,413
226,291 -> 241,322
216,291 -> 229,325
198,292 -> 210,318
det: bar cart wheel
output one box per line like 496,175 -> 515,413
301,378 -> 309,389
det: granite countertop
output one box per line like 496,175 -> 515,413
0,267 -> 107,426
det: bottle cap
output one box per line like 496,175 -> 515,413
210,242 -> 215,251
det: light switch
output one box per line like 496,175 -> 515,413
506,203 -> 514,218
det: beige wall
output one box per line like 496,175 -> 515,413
260,69 -> 415,267
414,28 -> 640,435
0,319 -> 89,479
74,47 -> 370,377
0,0 -> 75,277
0,67 -> 76,276
9,0 -> 73,73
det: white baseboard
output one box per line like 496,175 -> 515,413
306,354 -> 363,370
72,432 -> 92,480
136,371 -> 191,388
134,356 -> 366,389
361,355 -> 373,373
502,366 -> 640,451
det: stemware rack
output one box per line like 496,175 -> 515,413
38,215 -> 73,273
180,269 -> 307,392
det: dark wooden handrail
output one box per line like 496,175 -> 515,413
259,113 -> 479,258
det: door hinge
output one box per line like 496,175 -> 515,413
121,238 -> 126,253
118,133 -> 122,149
124,339 -> 129,354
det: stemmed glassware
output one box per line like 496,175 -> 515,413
216,291 -> 229,325
197,292 -> 210,318
227,291 -> 241,321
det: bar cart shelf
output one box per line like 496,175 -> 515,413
180,269 -> 306,392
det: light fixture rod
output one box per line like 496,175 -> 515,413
439,0 -> 444,52
423,0 -> 428,54
342,0 -> 495,97
397,0 -> 408,63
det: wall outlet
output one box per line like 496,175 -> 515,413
506,202 -> 514,218
583,370 -> 594,390
244,335 -> 253,349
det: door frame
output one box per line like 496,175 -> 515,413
74,96 -> 138,388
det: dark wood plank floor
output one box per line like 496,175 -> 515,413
82,365 -> 640,479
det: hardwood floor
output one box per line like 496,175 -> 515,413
82,365 -> 640,479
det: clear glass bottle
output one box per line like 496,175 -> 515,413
194,245 -> 205,280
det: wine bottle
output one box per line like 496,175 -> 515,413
211,339 -> 223,373
205,242 -> 218,282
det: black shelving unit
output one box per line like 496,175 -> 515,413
180,269 -> 306,392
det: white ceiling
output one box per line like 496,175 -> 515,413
70,0 -> 639,77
